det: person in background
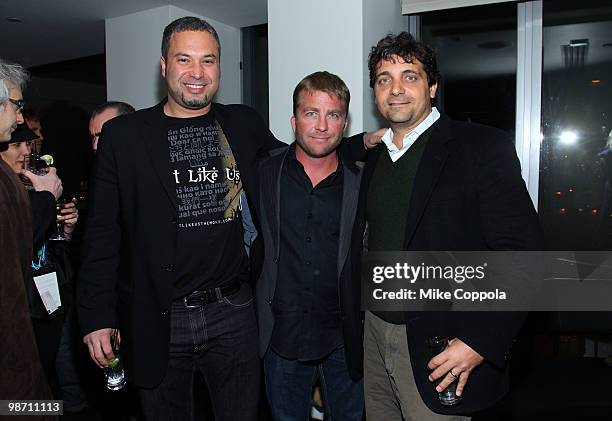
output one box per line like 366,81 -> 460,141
24,104 -> 94,411
1,124 -> 65,241
89,101 -> 135,153
2,124 -> 77,397
23,108 -> 44,154
0,57 -> 57,420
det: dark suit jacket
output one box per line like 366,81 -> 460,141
353,114 -> 544,414
77,101 -> 283,388
255,145 -> 365,381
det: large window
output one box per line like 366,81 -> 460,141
420,0 -> 612,251
539,0 -> 612,249
421,3 -> 518,133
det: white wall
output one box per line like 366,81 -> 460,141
106,6 -> 170,110
363,0 -> 409,132
106,6 -> 241,110
401,0 -> 516,14
268,0 -> 408,142
268,0 -> 365,143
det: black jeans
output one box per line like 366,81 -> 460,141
139,283 -> 260,421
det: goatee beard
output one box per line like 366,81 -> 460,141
181,94 -> 211,110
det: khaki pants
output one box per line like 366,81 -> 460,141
364,311 -> 469,421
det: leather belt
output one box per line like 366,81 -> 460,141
183,280 -> 242,308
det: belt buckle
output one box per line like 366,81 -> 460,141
184,293 -> 202,309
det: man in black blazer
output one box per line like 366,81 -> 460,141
255,71 -> 364,420
358,32 -> 543,420
77,17 -> 286,421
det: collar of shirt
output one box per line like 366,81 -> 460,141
381,107 -> 440,163
288,142 -> 343,184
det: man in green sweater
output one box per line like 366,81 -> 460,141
358,32 -> 543,420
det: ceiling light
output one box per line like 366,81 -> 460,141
591,79 -> 602,85
569,39 -> 589,47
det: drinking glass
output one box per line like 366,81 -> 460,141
104,330 -> 126,391
48,198 -> 67,241
426,336 -> 462,406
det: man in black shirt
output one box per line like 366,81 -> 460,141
255,72 -> 364,420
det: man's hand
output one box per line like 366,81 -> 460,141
21,167 -> 63,199
83,328 -> 117,368
363,128 -> 388,150
427,338 -> 484,397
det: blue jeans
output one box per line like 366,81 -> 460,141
264,347 -> 364,421
139,283 -> 260,421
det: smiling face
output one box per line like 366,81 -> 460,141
373,55 -> 437,134
291,90 -> 348,159
161,30 -> 220,118
0,85 -> 24,142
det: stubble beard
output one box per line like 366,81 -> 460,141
388,111 -> 414,125
383,101 -> 415,126
295,134 -> 341,159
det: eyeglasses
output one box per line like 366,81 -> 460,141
8,98 -> 25,112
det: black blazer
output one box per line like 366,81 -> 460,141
255,145 -> 364,381
77,101 -> 283,388
353,114 -> 544,414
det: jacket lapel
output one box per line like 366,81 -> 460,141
337,160 -> 363,277
143,102 -> 179,212
403,116 -> 453,248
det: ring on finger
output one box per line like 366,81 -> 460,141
449,369 -> 459,379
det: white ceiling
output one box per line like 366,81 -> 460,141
0,0 -> 268,68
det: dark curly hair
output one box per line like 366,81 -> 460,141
368,32 -> 440,103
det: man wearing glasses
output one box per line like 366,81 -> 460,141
0,96 -> 24,139
0,58 -> 56,415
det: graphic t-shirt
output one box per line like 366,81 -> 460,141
165,111 -> 248,298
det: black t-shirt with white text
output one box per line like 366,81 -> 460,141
165,111 -> 248,298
